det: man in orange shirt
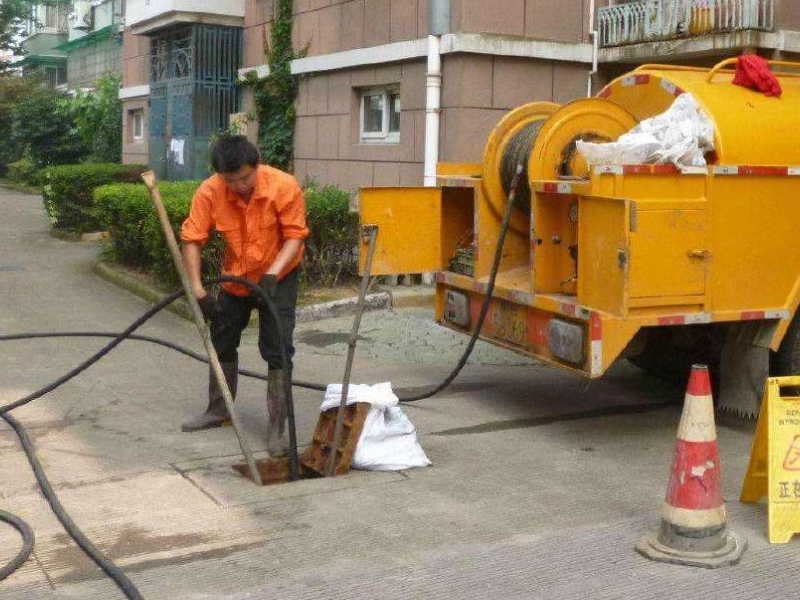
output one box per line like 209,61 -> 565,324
180,136 -> 309,458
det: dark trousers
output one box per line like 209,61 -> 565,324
210,269 -> 298,371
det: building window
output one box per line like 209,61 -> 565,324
131,110 -> 144,141
360,87 -> 400,143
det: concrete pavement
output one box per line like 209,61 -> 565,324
0,185 -> 796,599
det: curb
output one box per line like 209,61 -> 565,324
93,261 -> 193,321
94,260 -> 432,323
295,292 -> 391,322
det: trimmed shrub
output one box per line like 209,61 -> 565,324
302,183 -> 359,286
94,180 -> 223,289
41,163 -> 147,233
6,158 -> 39,185
94,178 -> 358,289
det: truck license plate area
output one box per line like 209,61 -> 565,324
489,301 -> 527,347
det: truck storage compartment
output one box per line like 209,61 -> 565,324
358,186 -> 474,276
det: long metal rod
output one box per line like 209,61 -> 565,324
325,225 -> 379,477
141,170 -> 263,486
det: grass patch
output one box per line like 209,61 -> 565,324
0,178 -> 41,195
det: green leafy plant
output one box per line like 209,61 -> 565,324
242,0 -> 303,171
94,179 -> 358,289
11,88 -> 89,169
302,183 -> 359,286
6,157 -> 39,185
72,74 -> 123,163
94,181 -> 223,289
41,163 -> 147,232
0,76 -> 40,171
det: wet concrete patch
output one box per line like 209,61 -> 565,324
295,329 -> 372,348
430,402 -> 675,436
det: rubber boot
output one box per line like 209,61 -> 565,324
266,368 -> 290,457
181,360 -> 238,432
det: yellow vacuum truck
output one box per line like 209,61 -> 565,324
358,58 -> 800,418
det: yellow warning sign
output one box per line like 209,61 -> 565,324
741,376 -> 800,543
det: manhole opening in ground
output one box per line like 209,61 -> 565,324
232,402 -> 371,486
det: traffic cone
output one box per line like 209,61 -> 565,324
636,364 -> 746,568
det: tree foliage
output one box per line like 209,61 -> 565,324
11,88 -> 89,169
72,73 -> 123,163
0,75 -> 39,168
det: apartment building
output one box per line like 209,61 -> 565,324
18,3 -> 70,87
18,1 -> 126,90
119,0 -> 800,186
58,0 -> 125,90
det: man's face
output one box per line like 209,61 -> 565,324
221,165 -> 257,198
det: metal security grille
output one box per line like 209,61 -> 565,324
148,25 -> 242,181
598,0 -> 775,47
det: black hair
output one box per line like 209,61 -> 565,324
210,135 -> 260,173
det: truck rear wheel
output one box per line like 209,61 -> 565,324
627,325 -> 723,387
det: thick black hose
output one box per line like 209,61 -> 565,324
0,275 -> 296,593
0,332 -> 326,392
0,509 -> 34,581
1,413 -> 144,598
400,164 -> 522,402
0,171 -> 519,586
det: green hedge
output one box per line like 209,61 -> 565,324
303,183 -> 359,286
41,163 -> 147,233
6,158 -> 40,185
94,179 -> 358,289
94,180 -> 223,289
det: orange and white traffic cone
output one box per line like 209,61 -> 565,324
637,364 -> 747,568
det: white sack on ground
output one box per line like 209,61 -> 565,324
576,93 -> 715,167
321,383 -> 431,471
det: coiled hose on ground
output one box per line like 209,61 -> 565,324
0,166 -> 523,597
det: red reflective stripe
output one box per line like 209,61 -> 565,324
658,316 -> 686,325
652,164 -> 680,175
665,440 -> 723,510
634,74 -> 650,85
561,303 -> 576,316
590,313 -> 602,340
623,165 -> 652,175
741,310 -> 766,320
687,366 -> 712,396
738,166 -> 789,176
543,182 -> 557,193
435,272 -> 445,283
598,87 -> 612,98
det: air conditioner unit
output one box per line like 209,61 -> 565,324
70,1 -> 93,31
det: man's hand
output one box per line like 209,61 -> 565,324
257,274 -> 278,306
197,294 -> 222,321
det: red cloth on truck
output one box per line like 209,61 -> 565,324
732,54 -> 782,97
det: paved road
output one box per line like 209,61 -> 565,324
0,186 -> 794,599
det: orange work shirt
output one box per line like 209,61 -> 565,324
181,164 -> 310,296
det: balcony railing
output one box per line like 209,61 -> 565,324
598,0 -> 775,47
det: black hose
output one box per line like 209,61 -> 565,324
1,412 -> 144,598
400,164 -> 522,402
0,509 -> 34,581
0,332 -> 326,392
0,168 -> 521,588
0,275 -> 296,594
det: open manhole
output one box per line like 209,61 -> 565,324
232,402 -> 370,486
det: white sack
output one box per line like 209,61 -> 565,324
576,93 -> 715,167
321,383 -> 431,471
